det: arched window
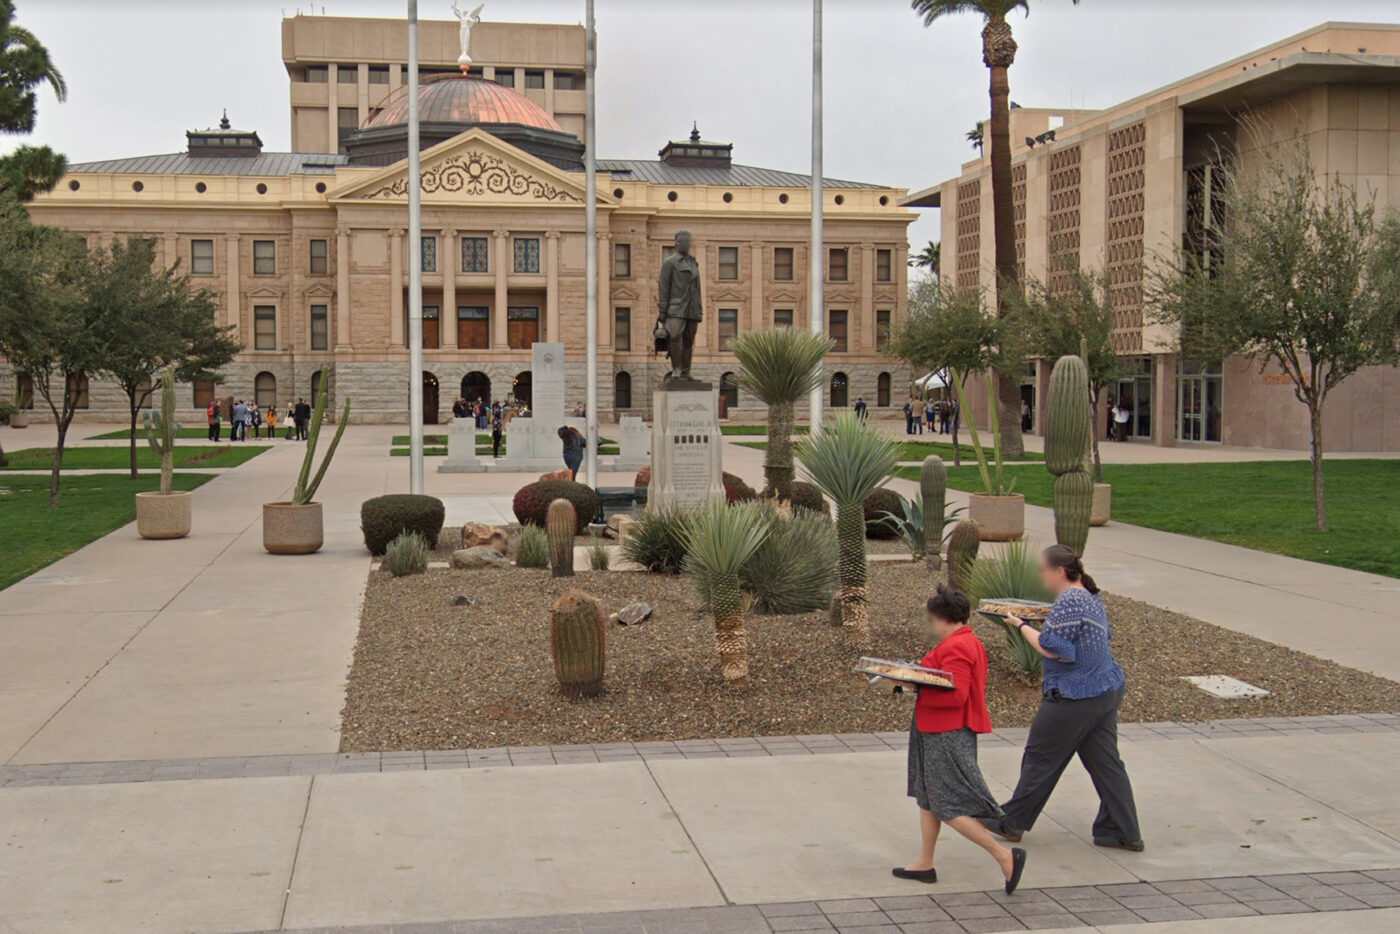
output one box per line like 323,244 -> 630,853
254,372 -> 277,409
65,372 -> 90,409
513,371 -> 532,408
829,371 -> 848,408
720,371 -> 739,409
614,371 -> 632,410
876,372 -> 892,408
462,371 -> 491,405
310,370 -> 323,402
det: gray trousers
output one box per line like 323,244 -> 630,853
999,686 -> 1140,843
663,316 -> 698,373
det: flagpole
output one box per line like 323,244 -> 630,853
583,0 -> 598,488
407,0 -> 424,492
808,0 -> 825,433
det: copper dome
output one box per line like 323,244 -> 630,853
367,77 -> 563,132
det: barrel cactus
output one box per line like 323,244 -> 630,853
1046,355 -> 1094,555
550,589 -> 606,698
945,519 -> 981,593
142,366 -> 180,495
547,498 -> 576,577
920,455 -> 947,567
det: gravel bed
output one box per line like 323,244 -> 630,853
341,562 -> 1400,751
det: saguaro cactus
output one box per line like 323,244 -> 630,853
547,497 -> 576,577
1046,355 -> 1094,555
292,365 -> 351,506
142,366 -> 180,495
550,589 -> 606,698
945,519 -> 981,593
920,455 -> 947,567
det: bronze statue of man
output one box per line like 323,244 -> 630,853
656,230 -> 702,381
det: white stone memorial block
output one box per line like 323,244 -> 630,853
649,385 -> 724,510
616,415 -> 650,469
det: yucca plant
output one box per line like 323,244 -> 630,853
797,410 -> 899,652
731,328 -> 833,501
696,500 -> 838,615
514,524 -> 549,568
966,539 -> 1054,676
682,501 -> 770,684
383,531 -> 430,577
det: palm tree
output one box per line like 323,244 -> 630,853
797,411 -> 899,653
912,0 -> 1077,460
730,327 -> 833,501
682,502 -> 770,685
0,0 -> 69,200
910,240 -> 941,279
966,122 -> 984,153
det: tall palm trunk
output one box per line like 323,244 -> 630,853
983,17 -> 1025,460
766,399 -> 795,500
834,502 -> 871,653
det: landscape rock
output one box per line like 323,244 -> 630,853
612,601 -> 653,626
633,465 -> 651,488
614,515 -> 637,546
451,594 -> 484,607
461,521 -> 508,554
539,468 -> 572,482
451,546 -> 512,570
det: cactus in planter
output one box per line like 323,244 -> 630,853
292,365 -> 350,506
1046,355 -> 1094,555
920,455 -> 947,567
547,498 -> 576,577
142,366 -> 180,495
550,589 -> 607,698
946,519 -> 980,592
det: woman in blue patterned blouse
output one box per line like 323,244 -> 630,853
984,545 -> 1143,852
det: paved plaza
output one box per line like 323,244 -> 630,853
0,421 -> 1398,933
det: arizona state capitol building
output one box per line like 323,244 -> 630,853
17,12 -> 915,424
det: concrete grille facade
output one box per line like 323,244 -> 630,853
1105,121 -> 1147,353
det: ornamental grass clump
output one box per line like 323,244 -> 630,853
514,524 -> 549,568
730,328 -> 833,501
622,505 -> 691,573
587,536 -> 610,571
383,531 -> 430,577
966,539 -> 1054,677
682,501 -> 770,685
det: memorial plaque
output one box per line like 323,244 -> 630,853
649,384 -> 724,510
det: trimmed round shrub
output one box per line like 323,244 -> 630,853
723,471 -> 758,503
862,487 -> 904,540
361,494 -> 446,555
784,481 -> 830,516
512,479 -> 599,533
622,505 -> 690,573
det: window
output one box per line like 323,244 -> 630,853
193,380 -> 216,409
718,308 -> 738,350
613,242 -> 631,278
306,65 -> 328,83
252,240 -> 275,275
421,305 -> 440,350
554,71 -> 576,90
461,236 -> 489,273
134,376 -> 154,409
309,238 -> 328,275
877,372 -> 891,407
458,306 -> 489,349
774,309 -> 793,329
66,372 -> 90,409
830,371 -> 849,408
513,237 -> 540,273
494,69 -> 515,88
614,307 -> 631,351
337,107 -> 358,150
614,371 -> 632,409
337,65 -> 357,83
661,244 -> 676,262
310,304 -> 329,350
368,66 -> 389,85
310,370 -> 323,401
718,246 -> 739,280
254,372 -> 277,409
420,235 -> 437,273
190,239 -> 214,275
508,306 -> 540,348
773,247 -> 794,280
829,309 -> 848,352
254,305 -> 276,350
876,309 -> 892,349
525,71 -> 545,89
720,372 -> 739,410
876,249 -> 893,282
828,247 -> 849,281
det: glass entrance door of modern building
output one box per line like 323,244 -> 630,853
1177,362 -> 1222,443
1112,356 -> 1154,440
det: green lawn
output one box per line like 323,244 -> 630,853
87,427 -> 268,441
2,445 -> 267,471
893,459 -> 1400,578
738,439 -> 1042,463
0,473 -> 214,590
721,424 -> 811,436
387,445 -> 622,457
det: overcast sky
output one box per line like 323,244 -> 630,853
8,0 -> 1399,253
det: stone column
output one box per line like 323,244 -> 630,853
440,228 -> 457,348
335,226 -> 353,351
597,232 -> 612,348
493,230 -> 510,349
224,234 -> 240,334
545,230 -> 561,342
750,242 -> 765,332
389,228 -> 405,348
326,63 -> 339,154
860,244 -> 876,353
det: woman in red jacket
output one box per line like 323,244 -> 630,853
894,584 -> 1027,894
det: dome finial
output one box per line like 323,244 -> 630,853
690,122 -> 700,143
219,109 -> 230,130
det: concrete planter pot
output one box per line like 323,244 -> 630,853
969,493 -> 1025,542
1090,483 -> 1112,527
262,502 -> 324,555
135,490 -> 192,540
8,411 -> 28,428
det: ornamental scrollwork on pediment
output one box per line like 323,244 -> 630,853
362,151 -> 582,202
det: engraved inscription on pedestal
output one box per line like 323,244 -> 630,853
650,384 -> 724,510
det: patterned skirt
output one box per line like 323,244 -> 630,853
907,717 -> 1004,822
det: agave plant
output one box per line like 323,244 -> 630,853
682,501 -> 770,684
797,411 -> 899,652
878,495 -> 967,561
730,328 -> 833,501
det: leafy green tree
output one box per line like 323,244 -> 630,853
1149,142 -> 1400,532
912,0 -> 1079,461
0,0 -> 67,200
730,327 -> 832,501
910,240 -> 941,279
85,238 -> 240,477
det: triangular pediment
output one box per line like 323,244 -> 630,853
611,285 -> 640,301
304,282 -> 335,298
333,128 -> 597,206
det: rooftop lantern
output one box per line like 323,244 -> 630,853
659,123 -> 732,169
186,111 -> 264,158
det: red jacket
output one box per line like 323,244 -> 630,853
914,626 -> 993,735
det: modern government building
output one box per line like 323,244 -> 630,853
16,13 -> 915,424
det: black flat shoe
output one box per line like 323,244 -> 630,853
892,867 -> 938,884
1094,838 -> 1146,852
1004,848 -> 1027,895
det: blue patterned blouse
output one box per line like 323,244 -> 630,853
1036,588 -> 1126,700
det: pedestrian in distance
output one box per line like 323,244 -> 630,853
206,399 -> 220,442
558,425 -> 585,480
854,397 -> 868,421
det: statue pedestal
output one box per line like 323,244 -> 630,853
648,382 -> 724,511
